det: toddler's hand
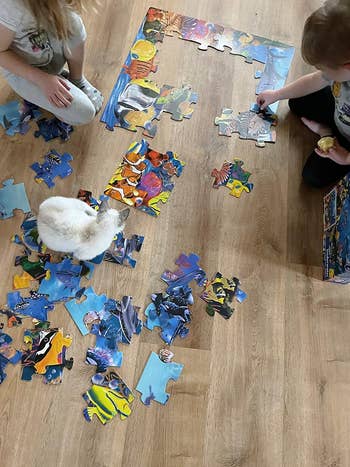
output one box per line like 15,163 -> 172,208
37,74 -> 73,108
315,139 -> 350,165
256,90 -> 279,110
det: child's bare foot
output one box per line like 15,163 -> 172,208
301,117 -> 332,137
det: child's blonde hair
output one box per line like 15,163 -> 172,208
302,0 -> 350,68
26,0 -> 94,40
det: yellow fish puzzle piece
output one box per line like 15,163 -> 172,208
130,39 -> 157,62
13,271 -> 33,289
226,179 -> 250,198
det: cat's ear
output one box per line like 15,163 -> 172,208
98,199 -> 109,215
119,208 -> 130,223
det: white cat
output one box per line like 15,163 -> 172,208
37,196 -> 130,261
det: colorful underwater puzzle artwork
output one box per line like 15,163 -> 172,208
0,329 -> 22,384
6,290 -> 55,322
77,188 -> 108,211
200,272 -> 247,319
38,258 -> 82,302
30,150 -> 73,188
101,7 -> 294,133
0,178 -> 31,220
21,321 -> 73,384
104,139 -> 184,216
104,232 -> 144,268
214,107 -> 277,147
86,295 -> 142,372
65,287 -> 107,336
211,159 -> 254,198
83,371 -> 134,424
34,117 -> 73,142
12,212 -> 46,254
144,285 -> 193,345
161,253 -> 207,294
0,100 -> 41,136
136,351 -> 184,406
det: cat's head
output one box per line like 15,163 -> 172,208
97,200 -> 130,232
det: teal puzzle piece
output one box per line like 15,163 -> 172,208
0,178 -> 31,219
136,351 -> 184,405
65,286 -> 107,336
38,258 -> 82,302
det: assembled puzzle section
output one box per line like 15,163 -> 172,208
105,139 -> 184,216
0,178 -> 31,219
323,172 -> 350,283
136,351 -> 184,405
30,150 -> 73,188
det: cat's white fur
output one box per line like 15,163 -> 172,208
37,196 -> 130,260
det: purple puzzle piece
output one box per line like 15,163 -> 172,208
30,150 -> 73,188
161,253 -> 207,293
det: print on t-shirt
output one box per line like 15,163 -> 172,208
17,28 -> 53,66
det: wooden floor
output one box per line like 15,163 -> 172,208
1,1 -> 350,466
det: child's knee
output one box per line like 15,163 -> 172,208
302,164 -> 328,188
72,99 -> 96,125
288,97 -> 303,116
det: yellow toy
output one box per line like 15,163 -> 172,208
318,136 -> 335,152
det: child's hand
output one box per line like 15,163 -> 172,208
37,74 -> 73,108
256,90 -> 279,110
315,139 -> 350,165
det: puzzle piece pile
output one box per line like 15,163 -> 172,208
30,150 -> 73,188
34,117 -> 73,142
211,158 -> 254,198
0,100 -> 41,136
21,321 -> 73,384
0,178 -> 31,220
104,139 -> 184,216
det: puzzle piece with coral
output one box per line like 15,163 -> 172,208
65,286 -> 107,336
0,329 -> 22,384
104,232 -> 144,268
215,107 -> 277,147
136,351 -> 184,405
6,290 -> 55,322
211,159 -> 254,198
38,258 -> 82,302
30,150 -> 73,188
161,253 -> 207,294
86,296 -> 142,371
105,139 -> 184,216
144,285 -> 193,344
34,117 -> 73,141
21,322 -> 73,382
200,272 -> 247,319
83,371 -> 134,424
0,178 -> 31,220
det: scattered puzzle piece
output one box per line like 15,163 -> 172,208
83,371 -> 134,424
38,258 -> 82,302
21,321 -> 73,383
211,159 -> 254,198
65,287 -> 107,336
214,107 -> 276,147
7,290 -> 55,322
0,178 -> 31,219
104,232 -> 144,268
34,117 -> 73,141
105,139 -> 184,216
15,253 -> 50,281
200,272 -> 247,319
155,84 -> 198,121
161,253 -> 207,294
13,271 -> 33,289
16,212 -> 46,253
136,351 -> 183,405
0,329 -> 22,384
30,149 -> 73,188
0,100 -> 41,136
144,285 -> 193,344
0,308 -> 23,327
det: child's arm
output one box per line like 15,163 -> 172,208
0,24 -> 72,108
257,71 -> 330,109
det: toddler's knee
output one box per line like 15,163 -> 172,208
288,97 -> 303,116
302,165 -> 327,188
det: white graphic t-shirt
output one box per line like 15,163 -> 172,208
0,0 -> 86,77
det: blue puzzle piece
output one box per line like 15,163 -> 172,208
65,286 -> 107,335
0,178 -> 31,219
30,150 -> 73,188
136,352 -> 184,405
7,290 -> 54,321
34,117 -> 73,142
0,330 -> 22,384
161,253 -> 207,294
104,232 -> 144,268
0,100 -> 41,136
38,258 -> 82,302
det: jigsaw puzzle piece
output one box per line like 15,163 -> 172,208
214,108 -> 238,136
17,212 -> 46,253
179,17 -> 224,51
65,286 -> 107,335
0,330 -> 22,384
30,150 -> 73,188
13,271 -> 33,289
34,117 -> 73,141
38,258 -> 82,302
161,253 -> 207,293
0,308 -> 23,327
15,253 -> 50,281
7,290 -> 54,322
136,351 -> 183,405
0,178 -> 31,219
104,232 -> 144,268
155,84 -> 198,121
200,272 -> 247,319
